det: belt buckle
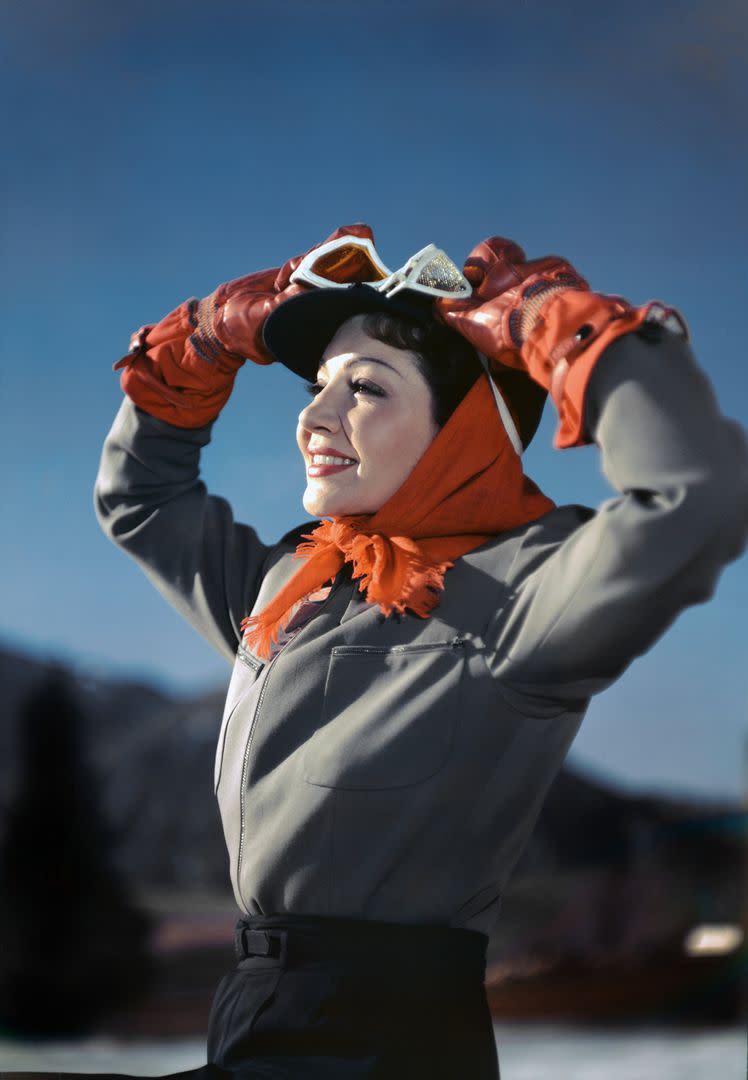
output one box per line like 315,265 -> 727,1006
235,923 -> 287,963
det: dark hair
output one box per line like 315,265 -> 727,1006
361,311 -> 484,429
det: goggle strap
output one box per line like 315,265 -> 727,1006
479,355 -> 524,457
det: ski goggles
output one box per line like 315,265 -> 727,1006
289,235 -> 473,300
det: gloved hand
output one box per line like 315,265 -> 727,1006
436,236 -> 688,448
113,223 -> 376,428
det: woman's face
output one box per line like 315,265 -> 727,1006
296,314 -> 439,517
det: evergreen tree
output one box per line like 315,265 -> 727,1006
0,666 -> 152,1036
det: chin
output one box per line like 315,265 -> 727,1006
303,491 -> 336,517
303,489 -> 374,518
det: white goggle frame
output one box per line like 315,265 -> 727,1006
290,236 -> 473,300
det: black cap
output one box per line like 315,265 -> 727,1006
262,284 -> 546,448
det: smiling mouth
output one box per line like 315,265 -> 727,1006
307,459 -> 357,477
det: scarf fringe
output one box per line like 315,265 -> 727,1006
240,532 -> 454,657
240,532 -> 344,657
240,612 -> 280,660
359,546 -> 454,619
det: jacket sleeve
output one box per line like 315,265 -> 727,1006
93,396 -> 276,664
486,325 -> 748,707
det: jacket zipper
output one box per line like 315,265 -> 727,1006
237,645 -> 263,673
235,579 -> 343,900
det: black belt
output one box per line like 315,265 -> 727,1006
234,913 -> 488,981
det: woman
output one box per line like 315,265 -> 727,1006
92,224 -> 747,1078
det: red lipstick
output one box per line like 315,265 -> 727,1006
307,447 -> 357,478
308,462 -> 355,477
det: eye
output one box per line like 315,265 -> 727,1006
304,379 -> 384,398
350,379 -> 384,397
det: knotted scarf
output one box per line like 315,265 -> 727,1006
241,373 -> 555,658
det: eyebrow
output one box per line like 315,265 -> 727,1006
317,356 -> 405,379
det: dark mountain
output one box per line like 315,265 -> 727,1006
0,642 -> 230,896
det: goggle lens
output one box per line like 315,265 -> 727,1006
414,251 -> 469,294
309,244 -> 388,285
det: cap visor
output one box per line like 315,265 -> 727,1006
263,282 -> 547,448
262,284 -> 437,381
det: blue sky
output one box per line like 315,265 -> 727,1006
2,0 -> 747,801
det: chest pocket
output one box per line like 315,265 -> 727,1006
302,639 -> 465,791
214,644 -> 265,793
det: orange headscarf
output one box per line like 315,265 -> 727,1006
241,372 -> 555,658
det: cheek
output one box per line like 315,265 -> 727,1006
361,410 -> 434,478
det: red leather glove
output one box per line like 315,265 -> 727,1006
436,237 -> 689,448
113,223 -> 376,428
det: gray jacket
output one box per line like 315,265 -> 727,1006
94,327 -> 748,935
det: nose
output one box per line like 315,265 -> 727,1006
298,385 -> 341,434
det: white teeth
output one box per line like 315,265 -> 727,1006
311,454 -> 356,466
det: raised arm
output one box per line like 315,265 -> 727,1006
94,399 -> 277,663
486,326 -> 748,703
437,238 -> 748,706
94,225 -> 378,660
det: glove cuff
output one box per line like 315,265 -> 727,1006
521,290 -> 690,448
508,272 -> 589,347
112,299 -> 238,428
192,292 -> 249,373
